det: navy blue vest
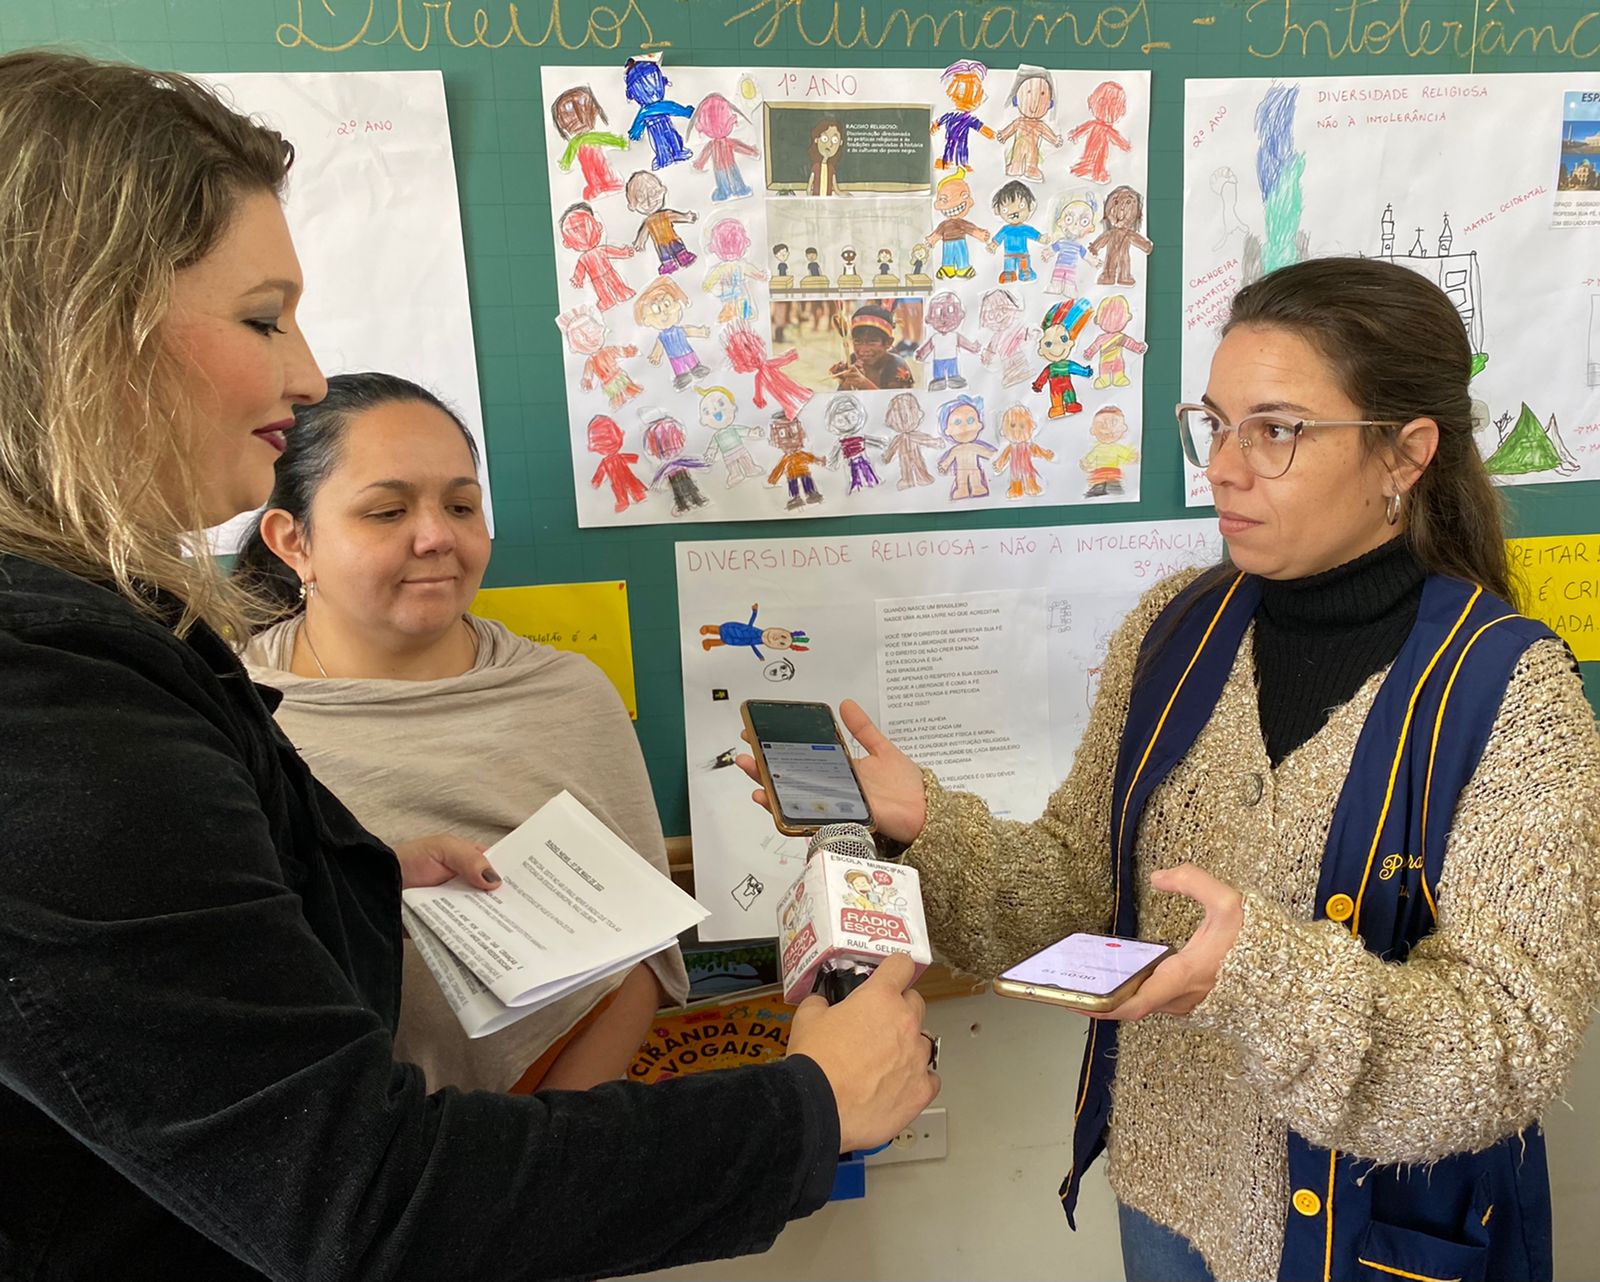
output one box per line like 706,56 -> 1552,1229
1060,571 -> 1557,1282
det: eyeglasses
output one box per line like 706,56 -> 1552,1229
1175,403 -> 1406,479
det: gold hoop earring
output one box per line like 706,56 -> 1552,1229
299,579 -> 317,601
1385,492 -> 1402,526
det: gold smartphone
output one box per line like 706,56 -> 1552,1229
740,699 -> 874,838
992,932 -> 1173,1014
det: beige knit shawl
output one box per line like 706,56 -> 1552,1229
244,614 -> 689,1092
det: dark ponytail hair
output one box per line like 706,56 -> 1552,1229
1223,256 -> 1512,603
1138,257 -> 1512,681
233,372 -> 479,620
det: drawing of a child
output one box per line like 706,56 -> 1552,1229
700,603 -> 811,658
1080,404 -> 1140,497
936,394 -> 997,501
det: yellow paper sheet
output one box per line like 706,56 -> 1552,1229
471,581 -> 638,717
1507,536 -> 1600,662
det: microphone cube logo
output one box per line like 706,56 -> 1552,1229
780,922 -> 818,976
839,908 -> 912,943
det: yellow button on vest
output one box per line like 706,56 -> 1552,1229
1325,894 -> 1355,923
1293,1189 -> 1322,1217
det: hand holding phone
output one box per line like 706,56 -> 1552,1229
738,699 -> 928,844
992,932 -> 1172,1014
740,700 -> 874,836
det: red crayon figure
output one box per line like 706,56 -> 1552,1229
994,405 -> 1053,499
586,414 -> 647,513
557,305 -> 641,409
550,84 -> 628,201
689,93 -> 759,202
1068,80 -> 1131,185
560,202 -> 635,313
723,322 -> 813,419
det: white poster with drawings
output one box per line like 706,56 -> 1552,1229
678,517 -> 1220,940
198,71 -> 488,550
1181,72 -> 1600,508
541,61 -> 1151,527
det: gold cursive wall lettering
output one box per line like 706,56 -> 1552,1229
274,0 -> 1600,61
1245,0 -> 1600,65
277,0 -> 668,53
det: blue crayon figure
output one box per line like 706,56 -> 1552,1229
700,604 -> 810,660
625,56 -> 694,170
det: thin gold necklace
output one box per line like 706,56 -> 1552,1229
300,615 -> 476,679
301,616 -> 331,678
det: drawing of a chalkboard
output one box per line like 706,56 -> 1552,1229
764,102 -> 932,194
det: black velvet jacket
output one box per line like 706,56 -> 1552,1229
0,553 -> 837,1281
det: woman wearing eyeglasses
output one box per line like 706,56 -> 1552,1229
741,257 -> 1600,1282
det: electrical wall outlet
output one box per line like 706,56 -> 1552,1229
864,1107 -> 947,1166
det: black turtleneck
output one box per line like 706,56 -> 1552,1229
1253,537 -> 1427,766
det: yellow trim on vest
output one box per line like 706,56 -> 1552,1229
1417,613 -> 1518,924
1351,589 -> 1482,937
1324,1147 -> 1338,1282
1354,1259 -> 1462,1282
1061,573 -> 1246,1205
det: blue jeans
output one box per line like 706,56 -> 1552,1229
1118,1202 -> 1214,1282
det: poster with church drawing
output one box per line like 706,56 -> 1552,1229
1180,73 -> 1600,506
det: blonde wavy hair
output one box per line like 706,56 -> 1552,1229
0,51 -> 294,638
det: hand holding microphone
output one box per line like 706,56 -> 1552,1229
777,822 -> 931,1004
785,953 -> 940,1153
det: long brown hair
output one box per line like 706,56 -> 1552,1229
1223,256 -> 1512,603
0,51 -> 294,637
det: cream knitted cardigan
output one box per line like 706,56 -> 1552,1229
904,571 -> 1600,1281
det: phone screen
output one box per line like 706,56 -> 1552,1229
1000,933 -> 1170,997
745,701 -> 871,826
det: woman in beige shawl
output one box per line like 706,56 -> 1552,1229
236,372 -> 687,1093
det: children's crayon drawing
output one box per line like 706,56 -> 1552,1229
1180,72 -> 1600,504
543,64 -> 1150,526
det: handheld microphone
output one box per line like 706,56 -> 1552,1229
776,823 -> 931,1004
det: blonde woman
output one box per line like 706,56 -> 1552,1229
0,50 -> 938,1281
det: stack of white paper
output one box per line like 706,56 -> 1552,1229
402,790 -> 708,1038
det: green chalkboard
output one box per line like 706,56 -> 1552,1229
4,0 -> 1597,834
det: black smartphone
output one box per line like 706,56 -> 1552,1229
740,699 -> 874,836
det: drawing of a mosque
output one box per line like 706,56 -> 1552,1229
1372,204 -> 1484,353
